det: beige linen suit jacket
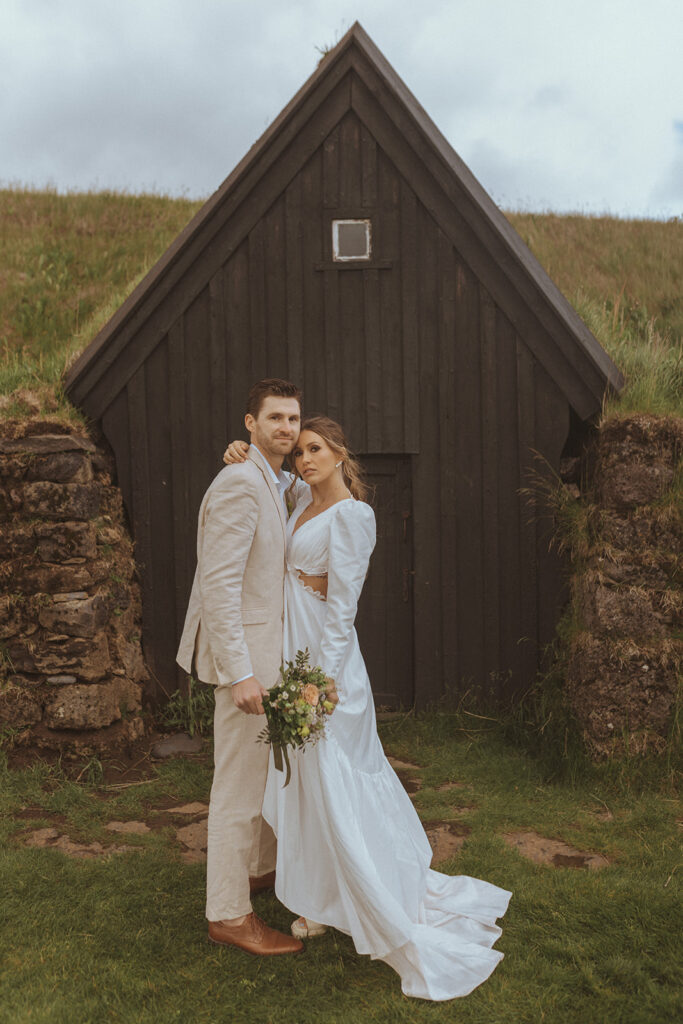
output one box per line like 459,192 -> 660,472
176,446 -> 288,689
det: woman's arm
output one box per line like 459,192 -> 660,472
223,439 -> 249,465
316,502 -> 376,681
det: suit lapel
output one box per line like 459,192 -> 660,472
247,447 -> 287,541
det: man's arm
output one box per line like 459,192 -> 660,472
198,469 -> 266,713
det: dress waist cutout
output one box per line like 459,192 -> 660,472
288,564 -> 328,601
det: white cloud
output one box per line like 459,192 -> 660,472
1,0 -> 681,217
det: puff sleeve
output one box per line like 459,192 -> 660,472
317,501 -> 376,680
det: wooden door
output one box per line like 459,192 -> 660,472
356,455 -> 414,707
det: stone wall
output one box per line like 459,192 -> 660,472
0,420 -> 148,756
565,415 -> 682,758
2,412 -> 680,763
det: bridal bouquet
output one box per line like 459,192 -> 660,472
259,649 -> 338,786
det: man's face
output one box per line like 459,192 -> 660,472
245,396 -> 301,459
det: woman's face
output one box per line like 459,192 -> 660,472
292,430 -> 340,486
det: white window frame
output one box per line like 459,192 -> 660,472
332,219 -> 372,262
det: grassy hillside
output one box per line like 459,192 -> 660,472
0,188 -> 680,420
508,212 -> 682,416
0,189 -> 202,422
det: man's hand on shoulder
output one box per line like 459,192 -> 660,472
232,676 -> 267,714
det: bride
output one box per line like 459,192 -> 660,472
224,415 -> 510,1002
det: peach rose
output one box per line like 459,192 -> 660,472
322,679 -> 339,705
302,684 -> 320,706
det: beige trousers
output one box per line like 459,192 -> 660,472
205,685 -> 276,921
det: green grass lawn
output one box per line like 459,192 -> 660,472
1,716 -> 680,1024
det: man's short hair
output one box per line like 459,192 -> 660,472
246,379 -> 303,418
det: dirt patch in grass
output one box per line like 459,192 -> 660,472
17,801 -> 211,861
13,782 -> 213,861
18,802 -> 212,861
133,793 -> 205,816
423,820 -> 471,865
395,771 -> 421,794
387,757 -> 423,794
503,831 -> 611,869
386,756 -> 423,773
145,803 -> 210,830
104,820 -> 151,835
23,826 -> 135,859
176,819 -> 208,864
166,801 -> 209,815
18,806 -> 477,871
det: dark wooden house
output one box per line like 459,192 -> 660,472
64,23 -> 622,708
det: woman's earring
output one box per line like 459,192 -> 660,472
335,460 -> 342,468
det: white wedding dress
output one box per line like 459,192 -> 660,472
262,493 -> 511,1001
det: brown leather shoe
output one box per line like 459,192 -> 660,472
208,913 -> 304,956
249,870 -> 275,895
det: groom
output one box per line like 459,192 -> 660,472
176,378 -> 303,955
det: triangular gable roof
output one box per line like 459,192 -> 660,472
64,21 -> 622,421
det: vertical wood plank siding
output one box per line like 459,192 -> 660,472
437,232 -> 459,691
285,175 -> 305,387
453,252 -> 485,693
378,150 -> 404,452
399,182 -> 420,453
493,309 -> 523,696
168,321 -> 191,668
225,239 -> 252,440
516,338 -> 539,695
411,198 -> 442,704
208,274 -> 228,458
301,150 -> 326,415
479,287 -> 501,692
141,338 -> 177,692
98,104 -> 573,705
264,197 -> 289,379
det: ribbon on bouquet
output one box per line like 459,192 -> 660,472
272,742 -> 292,787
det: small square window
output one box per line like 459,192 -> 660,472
332,219 -> 371,261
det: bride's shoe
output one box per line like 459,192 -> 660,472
291,916 -> 327,938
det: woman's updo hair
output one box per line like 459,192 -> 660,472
293,415 -> 372,503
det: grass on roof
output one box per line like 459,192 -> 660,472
0,189 -> 681,421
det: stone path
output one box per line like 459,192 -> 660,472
17,770 -> 611,871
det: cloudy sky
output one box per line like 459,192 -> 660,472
2,0 -> 681,219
